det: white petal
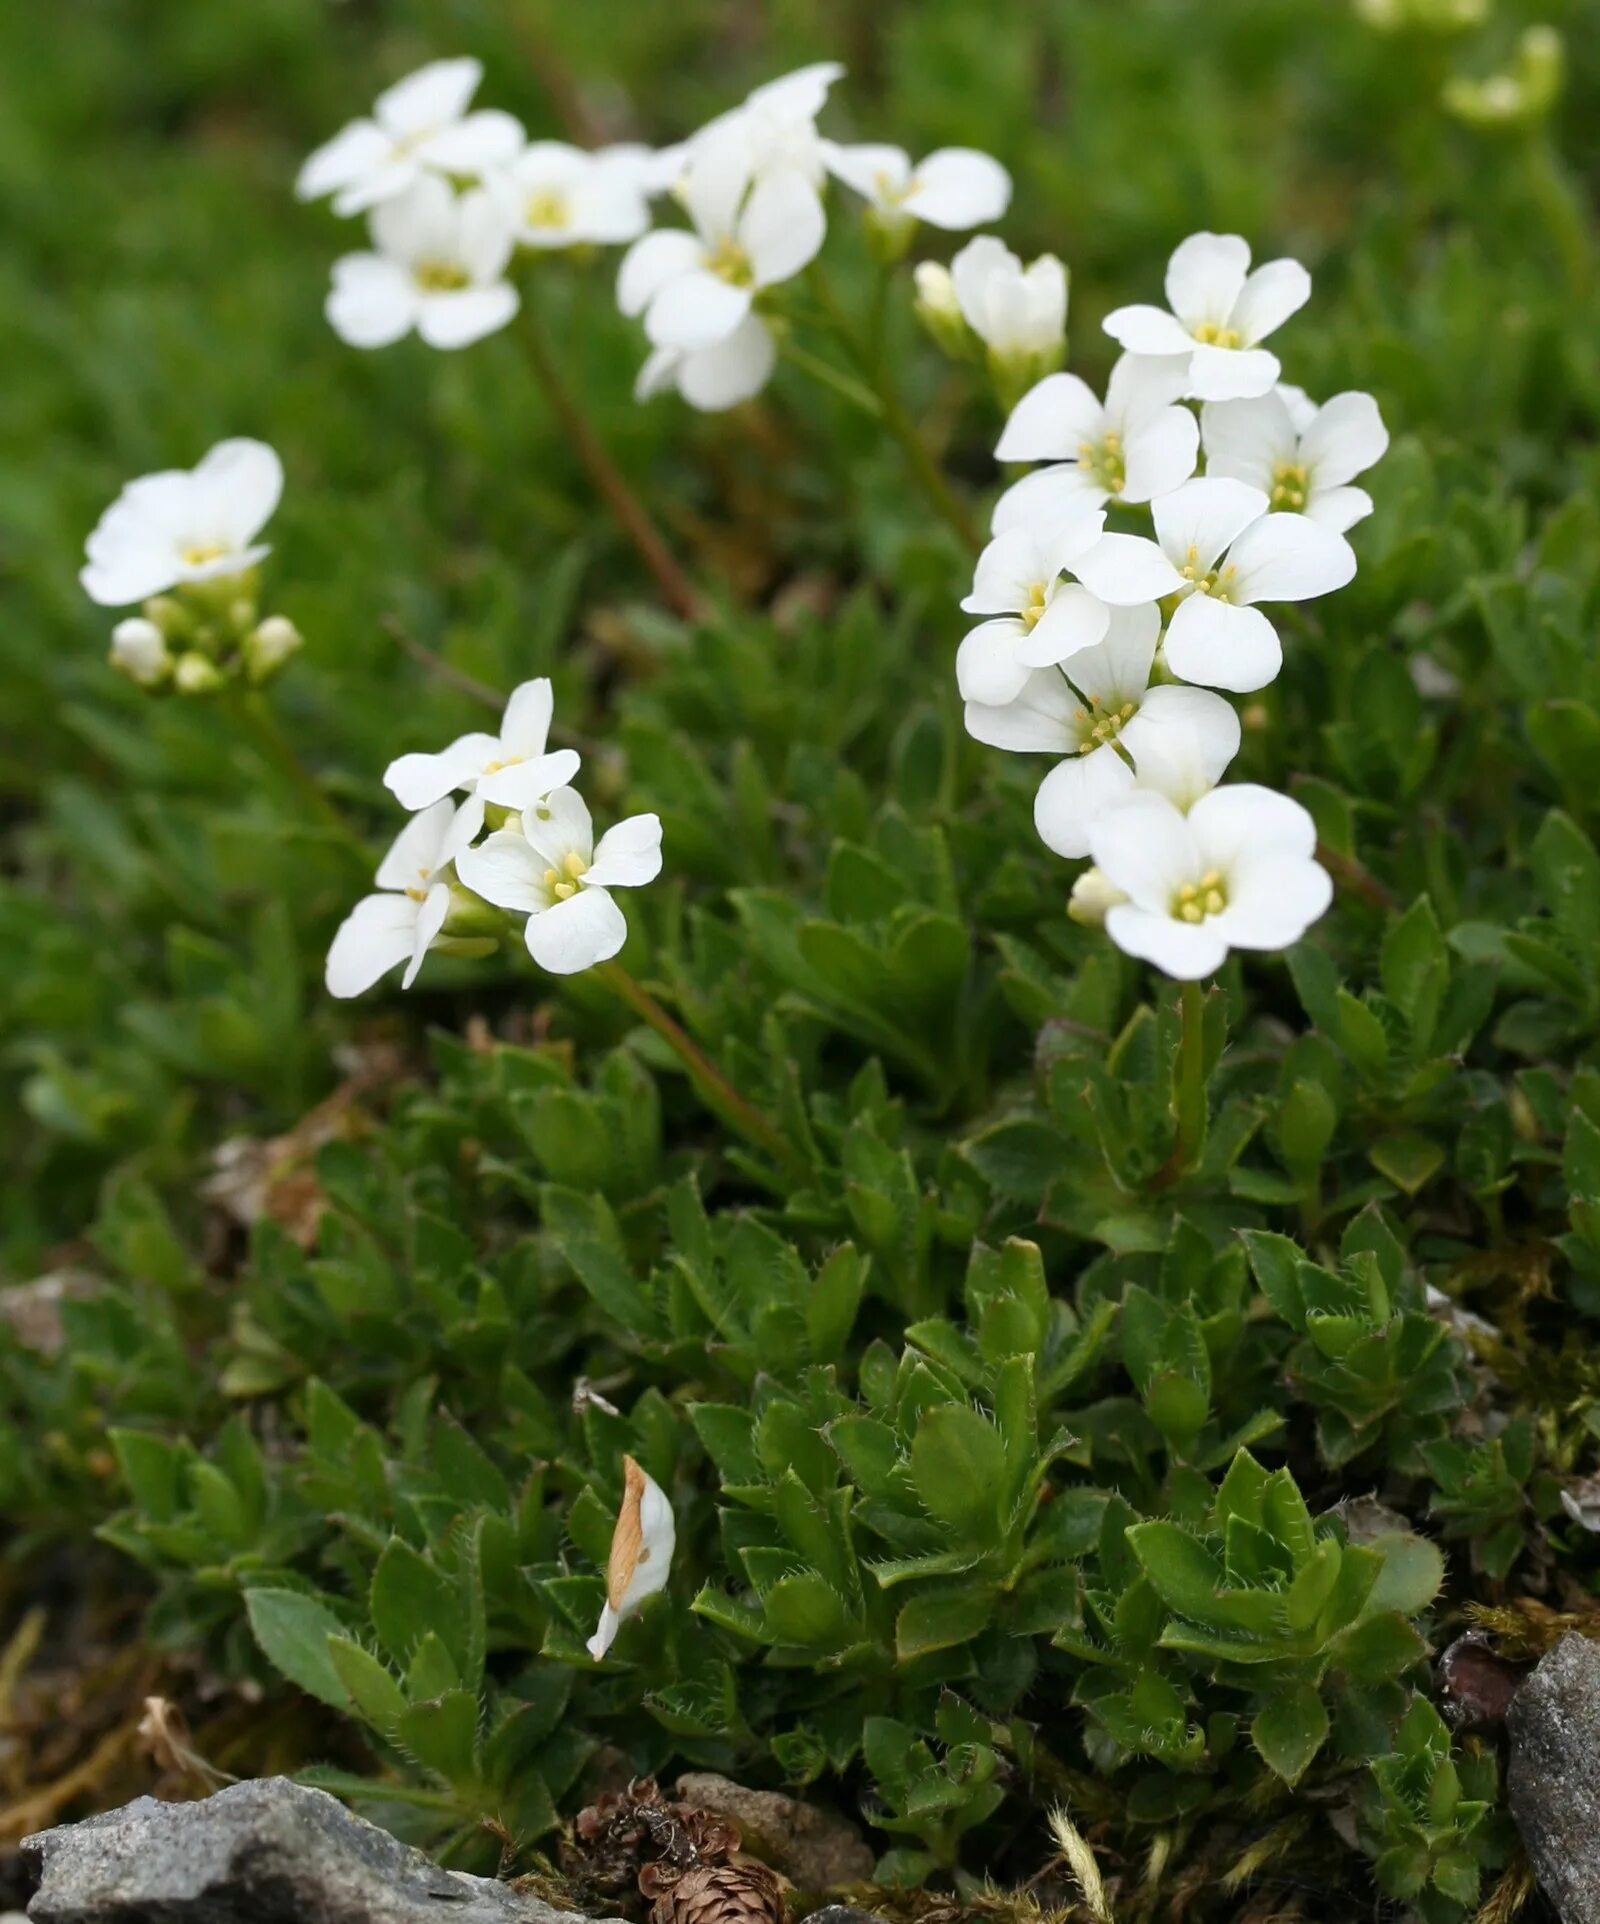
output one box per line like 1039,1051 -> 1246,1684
907,148 -> 1011,230
994,373 -> 1103,463
635,344 -> 683,402
1087,791 -> 1199,911
522,786 -> 595,868
325,894 -> 419,999
1199,392 -> 1295,491
1165,231 -> 1251,330
588,813 -> 664,889
332,158 -> 419,218
1152,476 -> 1269,572
1306,485 -> 1372,532
1224,512 -> 1356,605
499,678 -> 554,759
375,797 -> 458,889
476,748 -> 583,808
456,828 -> 549,914
375,57 -> 482,137
1121,684 -> 1241,805
1188,782 -> 1318,867
1219,855 -> 1333,950
1072,532 -> 1184,605
1299,390 -> 1388,487
297,119 -> 390,201
956,619 -> 1033,705
1186,343 -> 1280,402
569,171 -> 651,245
371,174 -> 457,263
824,141 -> 911,205
384,732 -> 502,810
1277,383 -> 1317,434
80,545 -> 180,607
1120,408 -> 1200,503
617,229 -> 706,317
645,269 -> 753,350
951,235 -> 1020,333
1230,258 -> 1311,345
586,1602 -> 621,1662
526,885 -> 628,974
1104,905 -> 1229,980
746,61 -> 844,120
1102,306 -> 1198,357
741,168 -> 827,285
413,110 -> 525,177
991,464 -> 1107,534
1163,595 -> 1282,693
962,669 -> 1078,753
194,439 -> 283,549
1104,351 -> 1193,428
401,883 -> 451,989
1033,748 -> 1137,859
1065,602 -> 1162,706
1016,585 -> 1111,667
416,284 -> 519,350
326,254 -> 416,348
676,315 -> 776,410
962,528 -> 1044,615
456,187 -> 516,282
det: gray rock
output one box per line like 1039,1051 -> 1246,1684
673,1773 -> 875,1891
22,1777 -> 615,1924
1507,1633 -> 1600,1924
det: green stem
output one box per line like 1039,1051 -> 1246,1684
595,961 -> 807,1179
1521,129 -> 1595,304
777,338 -> 886,419
519,288 -> 708,623
1152,979 -> 1209,1191
805,264 -> 981,554
230,693 -> 367,861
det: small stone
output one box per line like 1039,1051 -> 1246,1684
1437,1630 -> 1525,1733
23,1777 -> 621,1924
673,1776 -> 875,1893
1507,1633 -> 1600,1924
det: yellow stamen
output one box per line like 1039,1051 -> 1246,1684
1270,459 -> 1310,511
1193,320 -> 1242,348
415,259 -> 470,292
706,236 -> 754,287
181,542 -> 224,566
524,189 -> 570,229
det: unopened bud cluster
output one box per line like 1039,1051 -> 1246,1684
109,580 -> 302,695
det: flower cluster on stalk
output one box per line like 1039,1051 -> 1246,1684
959,230 -> 1388,979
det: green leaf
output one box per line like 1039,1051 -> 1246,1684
397,1689 -> 481,1787
895,1585 -> 997,1659
327,1636 -> 407,1730
371,1538 -> 464,1677
807,1244 -> 868,1363
1364,1531 -> 1446,1617
909,1404 -> 1006,1544
1251,1682 -> 1329,1784
1369,1134 -> 1445,1195
245,1588 -> 351,1710
1127,1521 -> 1224,1621
762,1571 -> 856,1648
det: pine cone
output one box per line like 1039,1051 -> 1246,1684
646,1859 -> 785,1924
569,1777 -> 744,1898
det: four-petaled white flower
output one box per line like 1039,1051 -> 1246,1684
81,439 -> 283,607
487,141 -> 651,251
327,178 -> 519,351
963,605 -> 1241,858
952,235 -> 1068,362
456,786 -> 663,975
586,1456 -> 676,1662
1074,477 -> 1356,693
1104,232 -> 1310,402
684,62 -> 844,196
1088,784 -> 1333,980
384,678 -> 580,844
324,798 -> 478,999
824,142 -> 1011,232
956,514 -> 1111,705
297,58 -> 524,217
1201,386 -> 1389,532
993,353 -> 1199,532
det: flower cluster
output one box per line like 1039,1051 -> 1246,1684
325,677 -> 662,998
960,231 -> 1388,979
80,438 -> 302,693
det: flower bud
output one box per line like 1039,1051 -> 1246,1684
913,262 -> 975,359
1068,866 -> 1129,929
243,614 -> 303,685
1444,24 -> 1563,128
109,617 -> 171,688
143,594 -> 194,642
173,651 -> 225,695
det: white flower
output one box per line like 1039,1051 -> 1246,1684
326,178 -> 518,351
296,57 -> 524,217
384,677 -> 580,844
324,798 -> 478,998
586,1456 -> 676,1661
824,141 -> 1011,231
456,786 -> 662,976
617,147 -> 825,356
963,605 -> 1240,858
109,617 -> 171,686
81,440 -> 283,607
1200,387 -> 1388,532
992,353 -> 1199,531
952,235 -> 1068,361
487,141 -> 650,250
1088,784 -> 1333,980
633,314 -> 778,413
683,62 -> 844,194
1073,477 -> 1357,693
1103,232 -> 1311,402
956,514 -> 1110,704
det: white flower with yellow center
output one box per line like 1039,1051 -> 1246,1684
296,57 -> 524,217
963,605 -> 1240,858
487,141 -> 651,251
586,1456 -> 676,1661
456,786 -> 662,975
1088,784 -> 1333,980
951,235 -> 1068,364
324,798 -> 479,999
1073,477 -> 1357,693
992,353 -> 1199,531
956,513 -> 1111,705
80,440 -> 283,607
384,678 -> 580,843
326,178 -> 518,351
824,141 -> 1011,233
1104,232 -> 1311,402
1200,386 -> 1389,532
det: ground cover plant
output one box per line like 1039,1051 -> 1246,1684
3,2 -> 1600,1920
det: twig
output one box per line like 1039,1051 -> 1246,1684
382,615 -> 503,710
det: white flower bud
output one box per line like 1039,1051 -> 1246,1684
109,617 -> 171,688
244,614 -> 303,685
1068,867 -> 1129,929
173,651 -> 225,695
913,262 -> 974,358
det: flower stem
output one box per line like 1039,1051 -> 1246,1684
594,961 -> 807,1179
805,265 -> 981,554
519,289 -> 708,624
229,692 -> 367,863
